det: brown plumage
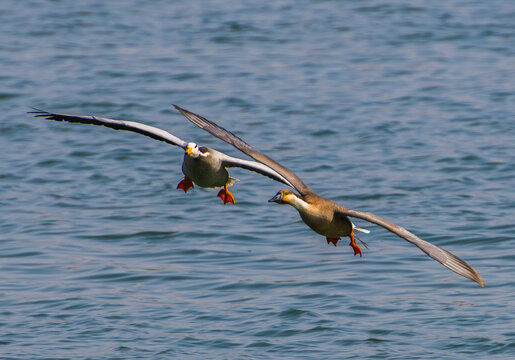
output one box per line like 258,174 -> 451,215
175,105 -> 485,287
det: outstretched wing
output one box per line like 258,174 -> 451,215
29,109 -> 188,148
174,105 -> 312,196
219,153 -> 295,188
336,206 -> 484,287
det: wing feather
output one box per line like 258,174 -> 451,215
29,109 -> 188,148
174,105 -> 312,195
220,154 -> 295,188
337,206 -> 484,287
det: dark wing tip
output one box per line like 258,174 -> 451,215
443,253 -> 485,287
28,109 -> 60,120
27,106 -> 44,112
419,240 -> 485,287
341,208 -> 485,287
173,104 -> 189,117
28,108 -> 70,122
476,273 -> 485,287
27,107 -> 50,116
173,104 -> 209,129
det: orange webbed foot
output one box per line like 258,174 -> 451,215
326,237 -> 340,247
177,177 -> 194,193
217,184 -> 235,204
348,232 -> 363,257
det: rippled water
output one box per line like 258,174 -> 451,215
1,0 -> 514,358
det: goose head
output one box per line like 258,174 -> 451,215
185,142 -> 209,159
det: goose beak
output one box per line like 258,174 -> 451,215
268,192 -> 282,203
186,147 -> 193,156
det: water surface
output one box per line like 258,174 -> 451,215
1,0 -> 514,359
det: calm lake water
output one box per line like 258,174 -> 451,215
1,0 -> 514,359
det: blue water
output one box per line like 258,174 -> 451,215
1,0 -> 514,358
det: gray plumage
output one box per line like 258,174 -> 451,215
29,109 -> 295,193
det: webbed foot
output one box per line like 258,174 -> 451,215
217,184 -> 235,204
326,237 -> 340,247
348,232 -> 362,257
177,177 -> 194,192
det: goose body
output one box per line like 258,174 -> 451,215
276,191 -> 353,238
29,109 -> 294,204
181,146 -> 236,188
175,105 -> 484,287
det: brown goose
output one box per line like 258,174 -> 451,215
29,109 -> 294,204
175,105 -> 484,287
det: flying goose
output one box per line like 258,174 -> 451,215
174,105 -> 484,287
29,109 -> 294,204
